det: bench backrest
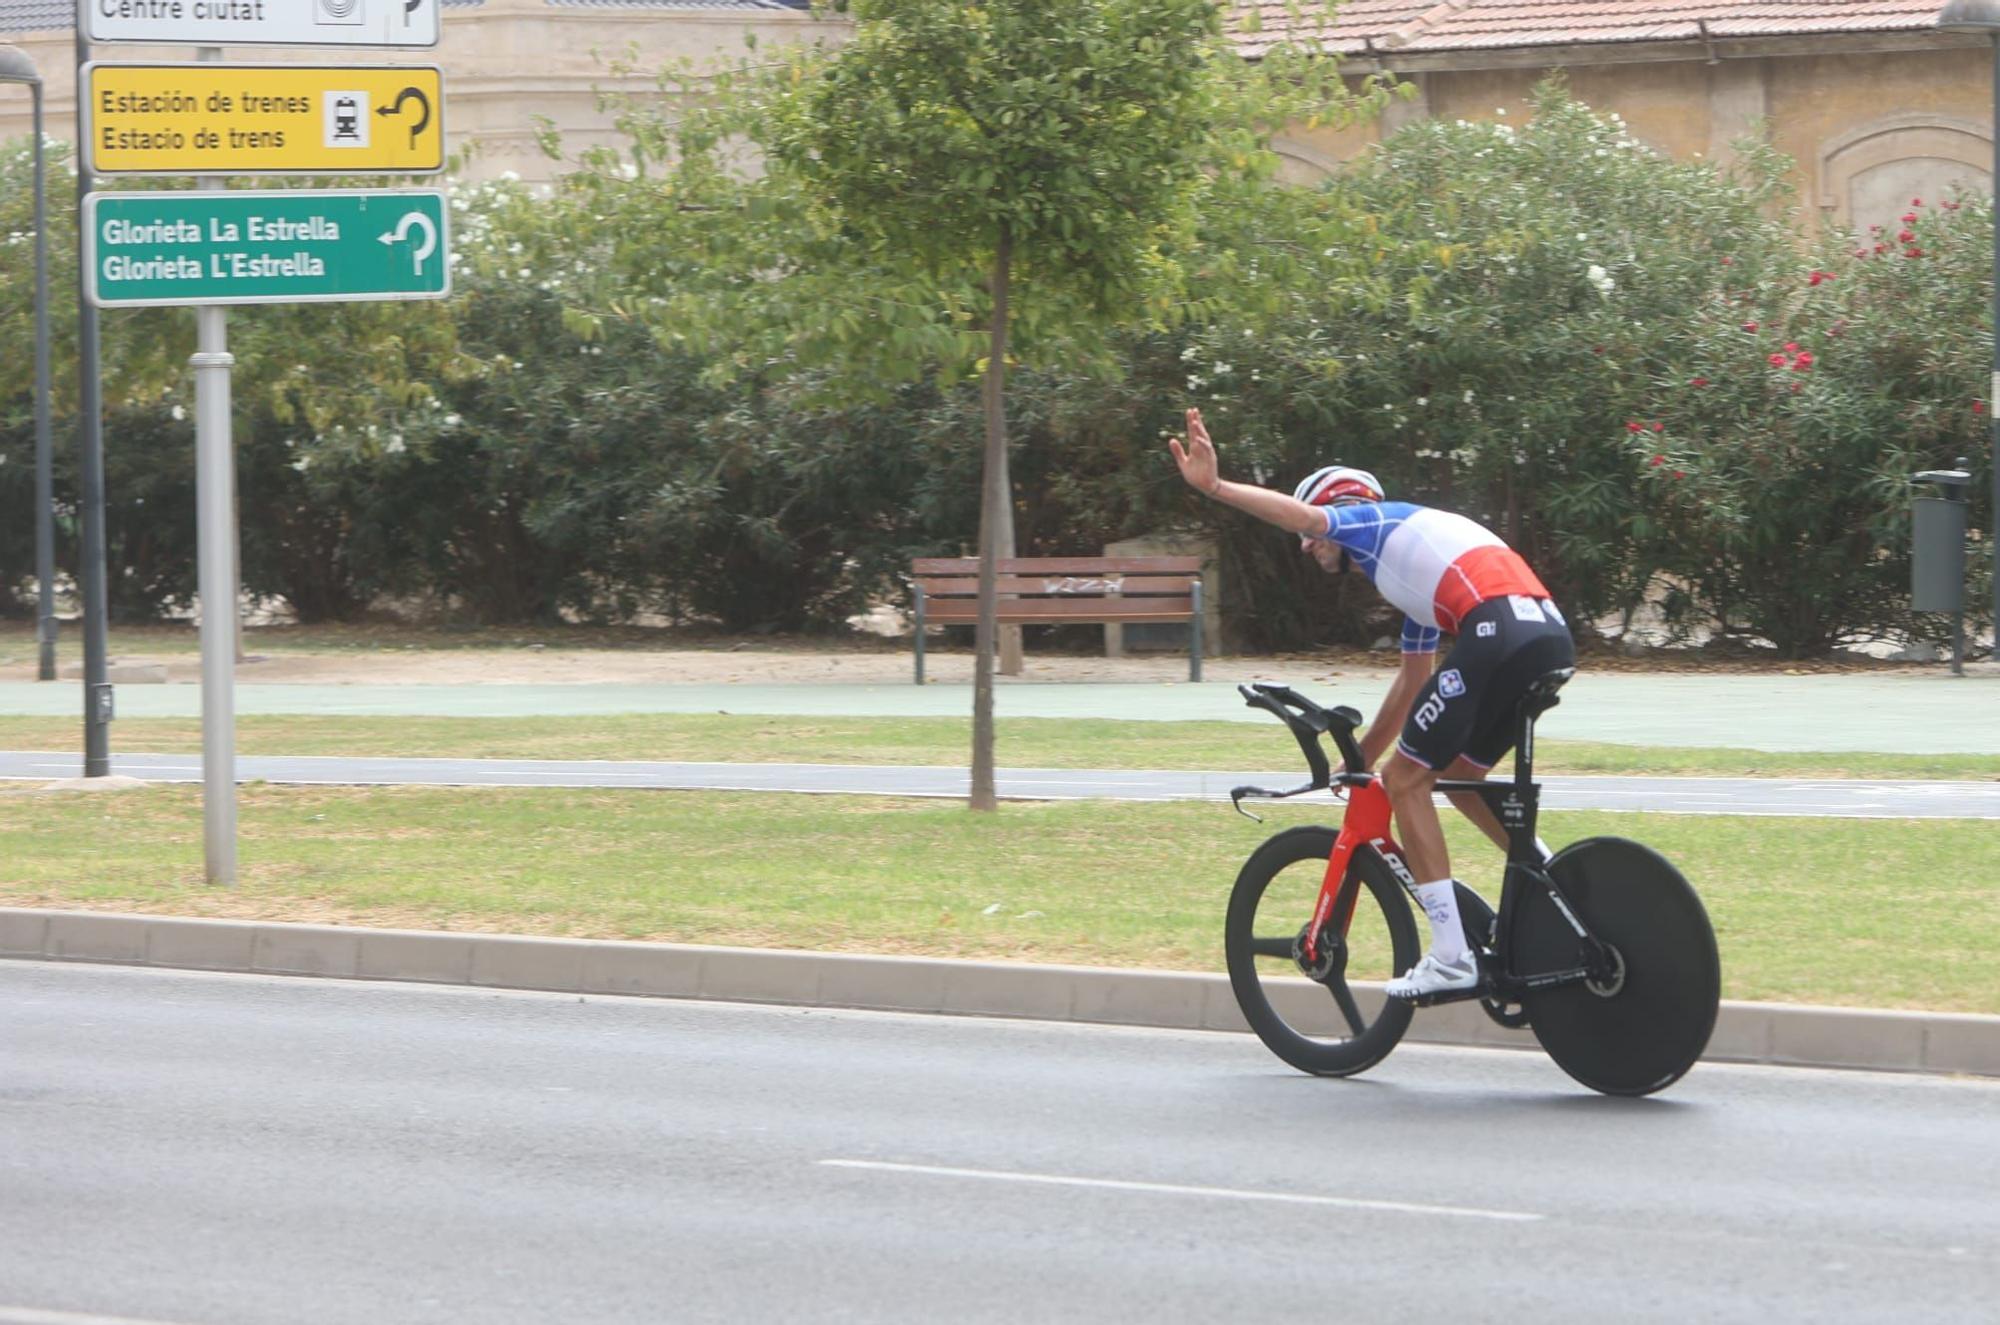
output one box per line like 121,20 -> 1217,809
912,556 -> 1200,599
910,556 -> 1201,622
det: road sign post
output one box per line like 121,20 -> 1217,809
83,63 -> 444,175
191,45 -> 236,886
76,11 -> 452,885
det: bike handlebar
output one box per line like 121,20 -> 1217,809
1228,683 -> 1368,819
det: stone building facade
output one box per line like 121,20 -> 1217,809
1240,1 -> 1998,237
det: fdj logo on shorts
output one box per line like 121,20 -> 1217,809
1438,669 -> 1466,698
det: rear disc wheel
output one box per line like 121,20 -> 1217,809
1511,837 -> 1720,1096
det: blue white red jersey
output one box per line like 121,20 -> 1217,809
1318,502 -> 1552,653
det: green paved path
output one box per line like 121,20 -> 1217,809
2,668 -> 1995,753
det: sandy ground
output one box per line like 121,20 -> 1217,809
2,624 -> 1942,688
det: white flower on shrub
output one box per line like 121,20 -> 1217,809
1586,264 -> 1615,296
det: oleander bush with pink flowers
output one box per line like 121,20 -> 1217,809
1153,79 -> 1993,655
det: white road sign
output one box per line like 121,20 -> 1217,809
83,0 -> 442,49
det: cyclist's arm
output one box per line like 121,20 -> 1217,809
1208,479 -> 1328,537
1360,648 -> 1435,769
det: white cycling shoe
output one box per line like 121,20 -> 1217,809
1384,950 -> 1480,1000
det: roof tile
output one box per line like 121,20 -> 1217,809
1228,1 -> 1949,58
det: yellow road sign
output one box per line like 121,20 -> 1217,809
84,63 -> 445,176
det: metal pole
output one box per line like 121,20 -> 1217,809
31,80 -> 54,681
73,27 -> 111,774
193,45 -> 236,886
1991,37 -> 2000,652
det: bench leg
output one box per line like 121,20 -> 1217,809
913,586 -> 926,685
1189,581 -> 1204,683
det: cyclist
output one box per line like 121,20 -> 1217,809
1169,406 -> 1575,998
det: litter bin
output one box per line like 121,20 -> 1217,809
1912,461 -> 1972,672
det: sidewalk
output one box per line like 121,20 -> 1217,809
1,666 -> 1997,752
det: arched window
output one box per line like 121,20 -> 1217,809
1818,115 -> 1993,237
1270,137 -> 1340,187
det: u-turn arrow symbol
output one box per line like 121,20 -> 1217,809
378,211 -> 438,276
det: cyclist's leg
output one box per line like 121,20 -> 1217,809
1383,600 -> 1548,996
1438,754 -> 1508,853
1384,606 -> 1504,882
1381,750 -> 1451,878
1381,639 -> 1493,993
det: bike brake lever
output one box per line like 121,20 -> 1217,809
1229,779 -> 1325,823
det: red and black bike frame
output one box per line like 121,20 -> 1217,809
1231,682 -> 1613,998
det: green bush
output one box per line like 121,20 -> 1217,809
0,80 -> 1989,651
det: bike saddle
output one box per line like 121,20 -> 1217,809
1517,666 -> 1574,720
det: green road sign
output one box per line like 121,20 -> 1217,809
85,188 -> 450,307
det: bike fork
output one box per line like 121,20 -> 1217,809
1305,779 -> 1396,964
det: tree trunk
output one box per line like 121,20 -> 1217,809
996,442 -> 1023,675
970,224 -> 1012,812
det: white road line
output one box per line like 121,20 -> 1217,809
0,1307 -> 201,1325
817,1158 -> 1545,1223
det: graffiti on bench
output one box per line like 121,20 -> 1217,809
1040,576 -> 1125,594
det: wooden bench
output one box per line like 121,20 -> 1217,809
909,556 -> 1204,684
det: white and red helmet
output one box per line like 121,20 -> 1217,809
1292,464 -> 1384,508
1296,464 -> 1376,552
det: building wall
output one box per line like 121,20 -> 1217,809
1271,38 -> 1998,241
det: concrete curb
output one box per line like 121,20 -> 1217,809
4,906 -> 1996,1079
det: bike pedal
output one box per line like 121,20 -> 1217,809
1405,982 -> 1494,1009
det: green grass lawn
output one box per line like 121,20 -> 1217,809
2,782 -> 1992,1014
1,713 -> 1994,780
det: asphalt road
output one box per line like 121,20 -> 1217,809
3,962 -> 1995,1324
4,751 -> 1997,818
2,669 -> 1997,753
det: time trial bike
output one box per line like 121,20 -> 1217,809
1222,671 -> 1719,1097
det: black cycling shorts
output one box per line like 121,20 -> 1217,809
1396,595 -> 1576,772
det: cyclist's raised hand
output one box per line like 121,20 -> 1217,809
1169,407 -> 1221,496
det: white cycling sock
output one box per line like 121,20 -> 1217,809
1413,879 -> 1468,962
